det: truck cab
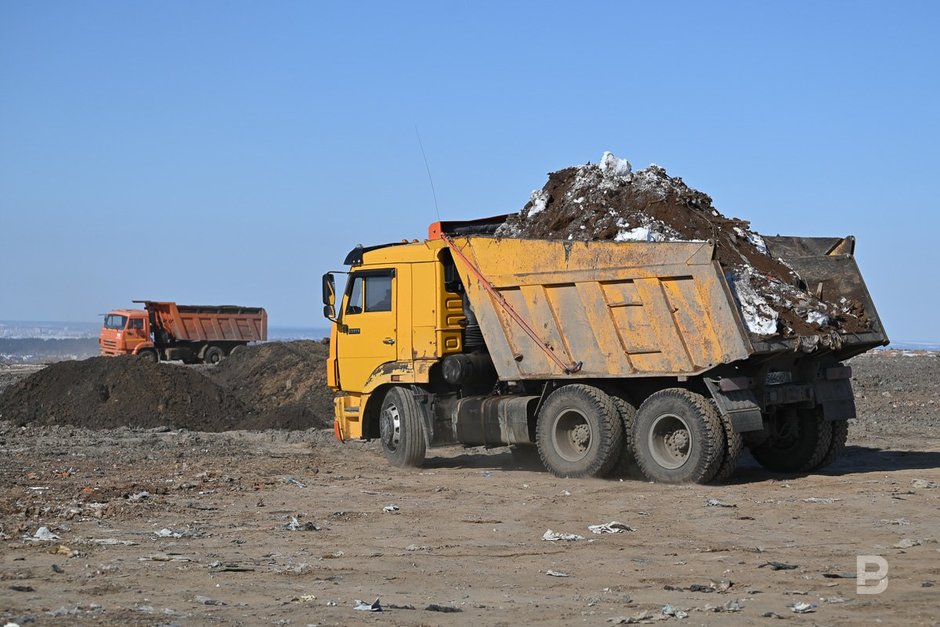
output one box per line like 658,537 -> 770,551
99,309 -> 152,357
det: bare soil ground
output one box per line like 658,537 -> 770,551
1,350 -> 938,626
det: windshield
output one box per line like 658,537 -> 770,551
103,314 -> 128,330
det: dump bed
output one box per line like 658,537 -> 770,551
447,236 -> 885,381
135,301 -> 268,343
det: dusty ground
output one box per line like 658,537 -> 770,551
1,351 -> 938,626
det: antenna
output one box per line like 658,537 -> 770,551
415,126 -> 441,221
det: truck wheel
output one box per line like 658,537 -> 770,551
608,396 -> 640,478
710,400 -> 743,484
813,417 -> 848,470
536,384 -> 623,479
379,387 -> 426,468
203,346 -> 225,365
633,389 -> 725,484
137,349 -> 158,363
749,407 -> 832,473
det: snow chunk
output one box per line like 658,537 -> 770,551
526,189 -> 549,218
732,270 -> 778,336
599,151 -> 632,178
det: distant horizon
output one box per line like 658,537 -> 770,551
0,319 -> 936,351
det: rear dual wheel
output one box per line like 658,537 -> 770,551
633,389 -> 725,484
536,384 -> 624,479
749,407 -> 844,473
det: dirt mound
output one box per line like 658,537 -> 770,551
497,153 -> 869,338
0,340 -> 336,432
0,356 -> 247,431
205,340 -> 334,430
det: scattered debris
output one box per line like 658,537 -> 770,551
589,521 -> 635,534
759,561 -> 799,571
661,604 -> 689,619
48,545 -> 78,558
88,538 -> 137,546
610,610 -> 661,624
543,529 -> 585,542
803,497 -> 842,504
127,491 -> 151,501
30,526 -> 60,541
705,498 -> 736,508
546,570 -> 570,577
824,596 -> 849,604
822,572 -> 857,579
208,563 -> 255,573
9,585 -> 35,592
762,611 -> 785,619
705,599 -> 743,612
425,604 -> 462,613
285,477 -> 306,488
383,505 -> 400,513
894,538 -> 922,549
911,479 -> 937,489
281,516 -> 320,531
194,595 -> 226,606
353,598 -> 382,612
788,601 -> 817,614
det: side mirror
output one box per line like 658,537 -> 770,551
322,273 -> 336,320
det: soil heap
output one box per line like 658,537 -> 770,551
0,340 -> 335,432
497,152 -> 870,337
205,340 -> 333,431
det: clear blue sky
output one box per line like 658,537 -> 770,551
1,1 -> 937,343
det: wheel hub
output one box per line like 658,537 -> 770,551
649,413 -> 693,470
380,403 -> 401,451
552,409 -> 592,462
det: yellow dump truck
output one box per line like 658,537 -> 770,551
322,217 -> 887,483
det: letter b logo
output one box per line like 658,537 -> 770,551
857,556 -> 889,594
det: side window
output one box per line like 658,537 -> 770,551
129,318 -> 144,330
346,277 -> 364,315
364,276 -> 392,312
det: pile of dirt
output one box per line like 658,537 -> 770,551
0,340 -> 336,432
205,340 -> 334,430
0,356 -> 248,431
497,152 -> 870,338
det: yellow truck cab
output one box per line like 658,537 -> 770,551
323,218 -> 886,483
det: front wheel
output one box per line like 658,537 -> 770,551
379,387 -> 426,468
633,389 -> 725,484
536,384 -> 623,478
137,349 -> 158,363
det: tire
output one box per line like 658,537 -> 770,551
710,400 -> 743,484
536,384 -> 623,479
137,349 -> 158,363
633,389 -> 725,484
230,344 -> 247,356
813,417 -> 848,470
203,346 -> 225,365
379,387 -> 426,468
749,407 -> 832,473
608,396 -> 640,478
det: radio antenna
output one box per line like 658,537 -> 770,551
415,126 -> 441,221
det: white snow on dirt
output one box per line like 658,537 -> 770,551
732,269 -> 779,336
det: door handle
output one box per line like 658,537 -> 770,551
383,338 -> 396,345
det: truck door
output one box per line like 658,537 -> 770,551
337,269 -> 397,393
125,316 -> 149,353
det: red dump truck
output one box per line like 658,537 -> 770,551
99,301 -> 267,364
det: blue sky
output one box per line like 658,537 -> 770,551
1,1 -> 937,343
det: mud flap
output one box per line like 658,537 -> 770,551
813,379 -> 856,421
704,378 -> 763,433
